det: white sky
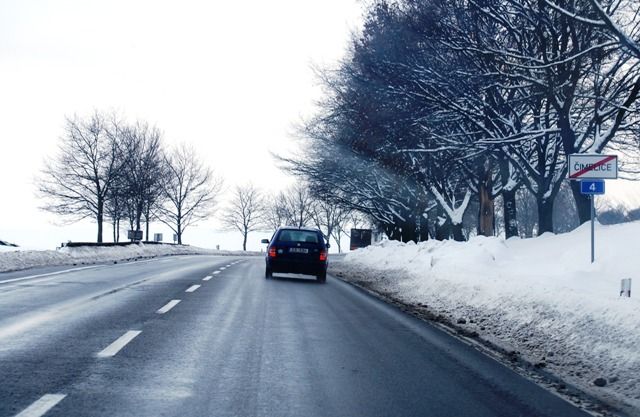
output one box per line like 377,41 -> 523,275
1,1 -> 639,251
0,0 -> 363,250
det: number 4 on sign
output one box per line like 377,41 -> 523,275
580,180 -> 605,195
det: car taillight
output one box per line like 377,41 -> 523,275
319,250 -> 327,261
268,247 -> 277,258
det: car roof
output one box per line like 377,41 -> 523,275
276,226 -> 322,233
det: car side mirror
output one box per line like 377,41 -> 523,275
326,243 -> 331,249
261,239 -> 270,244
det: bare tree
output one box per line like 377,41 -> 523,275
38,112 -> 119,242
113,121 -> 166,241
281,184 -> 314,227
157,143 -> 223,244
310,199 -> 351,250
221,183 -> 265,251
263,194 -> 289,233
106,172 -> 126,242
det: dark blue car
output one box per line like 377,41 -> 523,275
261,227 -> 329,283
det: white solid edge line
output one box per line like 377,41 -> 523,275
202,276 -> 212,281
0,254 -> 185,285
185,284 -> 201,293
97,330 -> 142,358
156,299 -> 181,314
213,271 -> 221,275
0,266 -> 99,285
15,394 -> 67,417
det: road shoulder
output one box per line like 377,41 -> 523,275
329,262 -> 633,417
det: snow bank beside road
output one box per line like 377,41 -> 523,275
332,221 -> 640,414
0,243 -> 258,273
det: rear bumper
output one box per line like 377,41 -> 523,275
266,258 -> 327,275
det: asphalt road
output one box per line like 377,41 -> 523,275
0,256 -> 590,417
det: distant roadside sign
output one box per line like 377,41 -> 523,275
568,154 -> 617,179
580,180 -> 605,195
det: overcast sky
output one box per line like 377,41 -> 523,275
0,0 -> 363,250
2,1 -> 639,251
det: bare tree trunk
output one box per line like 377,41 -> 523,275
97,201 -> 104,243
478,182 -> 494,237
242,227 -> 248,251
568,181 -> 591,225
559,117 -> 590,224
400,219 -> 417,243
477,163 -> 494,237
451,222 -> 464,241
499,157 -> 518,239
135,202 -> 143,236
435,206 -> 450,240
145,205 -> 150,242
502,188 -> 518,239
537,199 -> 554,235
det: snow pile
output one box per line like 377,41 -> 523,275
0,243 -> 258,273
333,221 -> 640,412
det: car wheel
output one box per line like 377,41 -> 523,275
316,271 -> 326,284
265,267 -> 272,279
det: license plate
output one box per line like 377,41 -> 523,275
289,248 -> 309,254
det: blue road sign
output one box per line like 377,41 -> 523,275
580,179 -> 605,195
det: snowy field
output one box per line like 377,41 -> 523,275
331,221 -> 640,414
0,243 -> 259,273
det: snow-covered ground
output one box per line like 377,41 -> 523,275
331,221 -> 640,414
0,243 -> 259,273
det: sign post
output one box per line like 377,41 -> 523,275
568,154 -> 617,263
580,180 -> 605,263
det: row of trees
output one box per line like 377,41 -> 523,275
38,113 -> 360,250
39,112 -> 222,244
286,0 -> 640,241
221,183 -> 362,251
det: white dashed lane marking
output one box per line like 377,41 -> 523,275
97,330 -> 142,358
14,394 -> 67,417
213,271 -> 221,275
202,276 -> 212,281
157,300 -> 181,314
185,284 -> 201,293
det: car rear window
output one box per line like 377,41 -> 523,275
277,230 -> 320,244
